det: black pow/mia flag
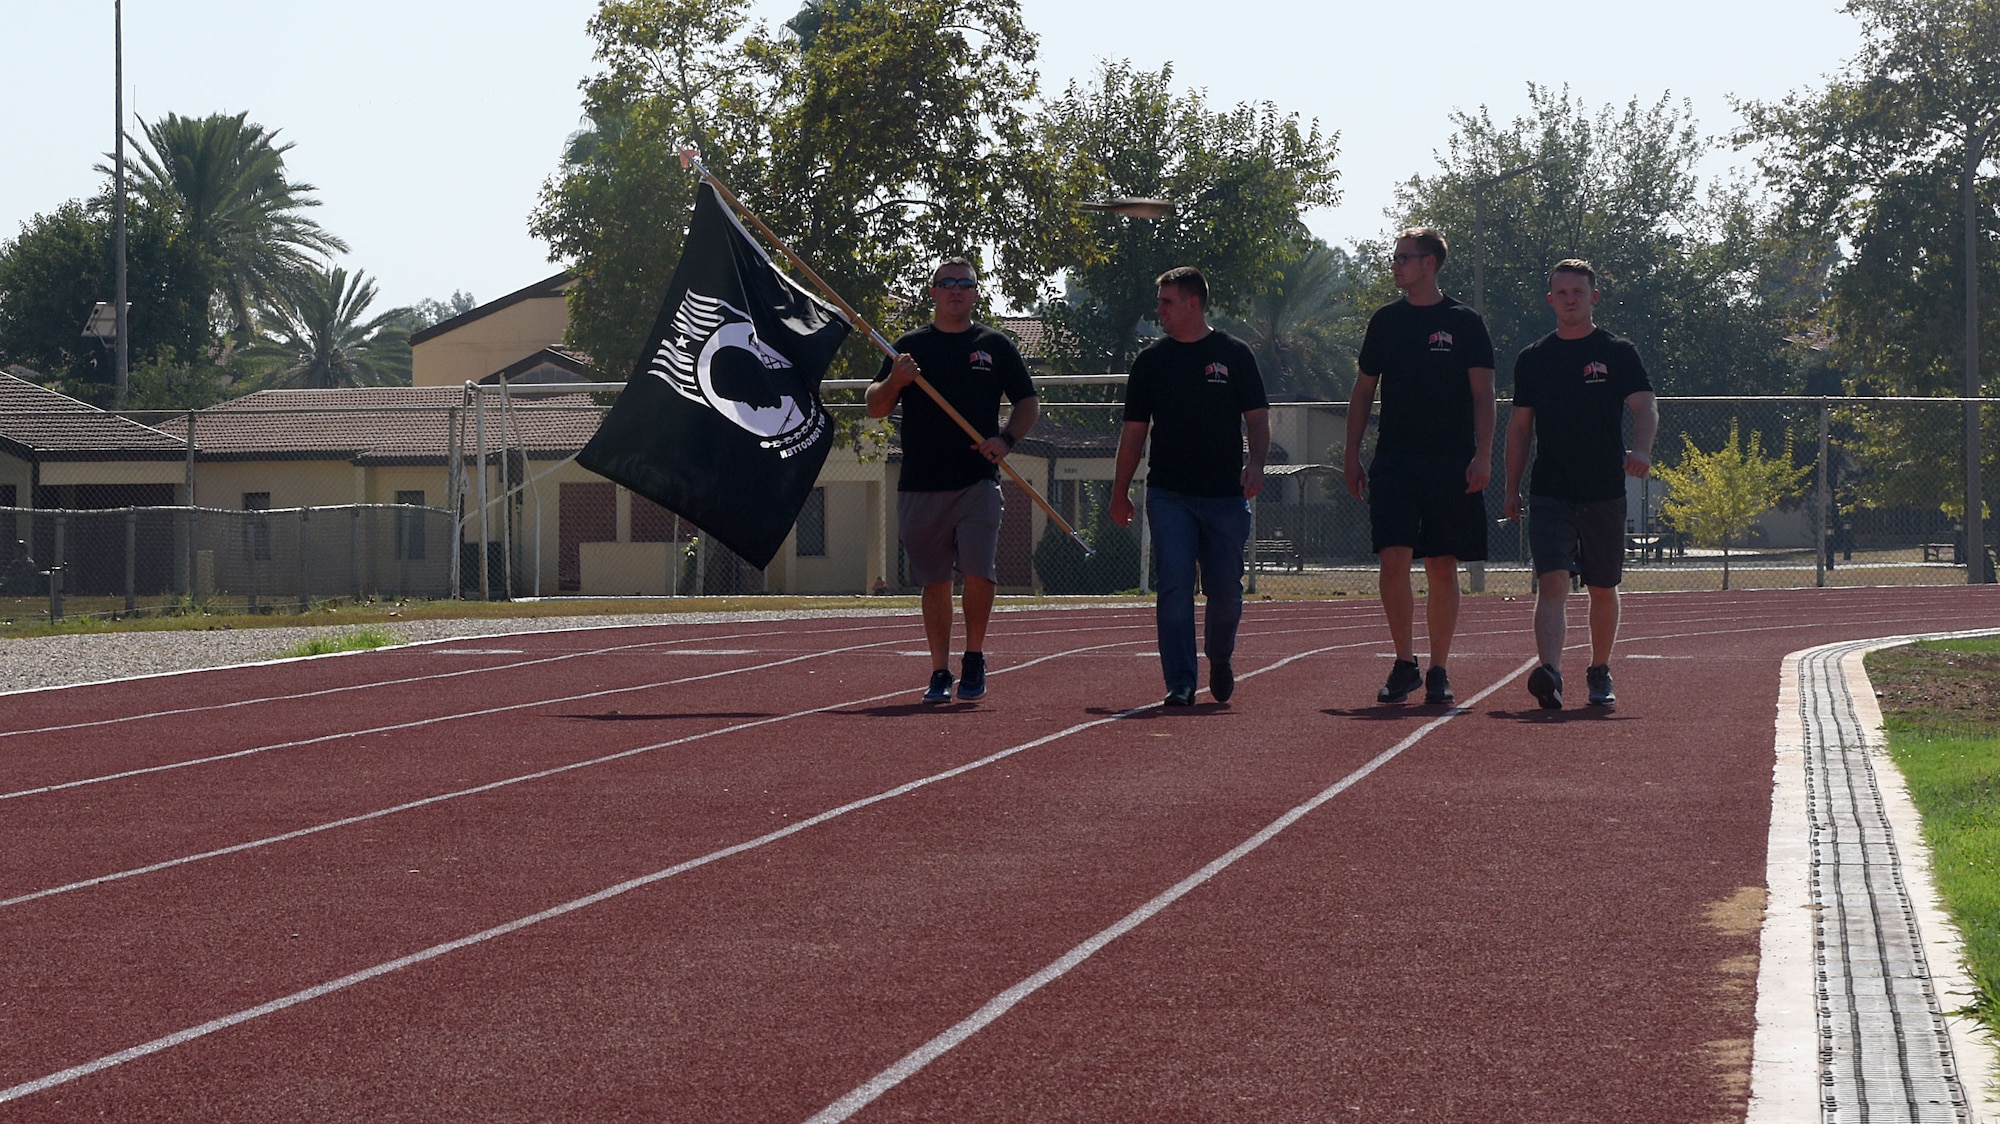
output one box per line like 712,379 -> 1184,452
578,182 -> 851,570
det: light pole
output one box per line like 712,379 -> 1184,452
1465,158 -> 1555,594
112,0 -> 129,408
1470,158 -> 1557,317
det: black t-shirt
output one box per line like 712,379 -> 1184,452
1511,328 -> 1653,503
876,323 -> 1035,492
1122,330 -> 1270,498
1356,296 -> 1495,459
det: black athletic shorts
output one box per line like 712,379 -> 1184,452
1368,452 -> 1488,561
1528,494 -> 1626,588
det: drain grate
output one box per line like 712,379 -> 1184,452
1800,641 -> 1970,1123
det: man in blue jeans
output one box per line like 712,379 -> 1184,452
1111,266 -> 1271,707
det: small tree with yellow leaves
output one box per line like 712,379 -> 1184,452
1653,418 -> 1813,589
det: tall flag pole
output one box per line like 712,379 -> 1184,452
678,150 -> 1094,557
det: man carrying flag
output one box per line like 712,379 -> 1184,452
578,182 -> 851,573
866,257 -> 1038,704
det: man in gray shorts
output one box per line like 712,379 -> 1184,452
866,257 -> 1038,703
1503,259 -> 1658,708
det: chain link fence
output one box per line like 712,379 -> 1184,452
2,388 -> 1992,624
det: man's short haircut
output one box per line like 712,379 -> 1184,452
933,256 -> 977,280
1156,265 -> 1209,307
1551,258 -> 1598,288
1396,227 -> 1449,269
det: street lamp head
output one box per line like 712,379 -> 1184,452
1077,197 -> 1175,220
83,302 -> 121,340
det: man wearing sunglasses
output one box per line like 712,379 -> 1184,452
867,257 -> 1038,703
1344,227 -> 1496,707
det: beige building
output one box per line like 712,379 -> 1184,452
410,273 -> 576,389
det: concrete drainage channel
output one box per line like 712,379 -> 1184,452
1759,634 -> 2000,1123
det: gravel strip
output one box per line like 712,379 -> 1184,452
0,608 -> 920,695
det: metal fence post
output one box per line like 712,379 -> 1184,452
477,387 -> 490,601
447,401 -> 462,599
51,515 -> 66,622
124,509 -> 137,612
298,507 -> 311,612
350,506 -> 363,599
1816,400 -> 1830,587
1246,492 -> 1259,595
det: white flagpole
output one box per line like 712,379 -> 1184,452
677,150 -> 1095,558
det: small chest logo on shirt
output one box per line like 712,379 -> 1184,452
1583,360 -> 1609,383
1427,330 -> 1454,351
1204,362 -> 1230,383
969,349 -> 994,371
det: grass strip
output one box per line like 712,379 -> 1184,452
274,627 -> 402,659
1865,636 -> 2000,1034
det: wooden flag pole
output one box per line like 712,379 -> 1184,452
678,150 -> 1094,558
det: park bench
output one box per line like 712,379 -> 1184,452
1921,542 -> 1954,563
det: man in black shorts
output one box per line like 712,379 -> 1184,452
1111,266 -> 1270,707
1345,227 -> 1495,705
867,257 -> 1038,703
1503,258 -> 1658,708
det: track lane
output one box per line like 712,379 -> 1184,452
0,588 -> 1992,1112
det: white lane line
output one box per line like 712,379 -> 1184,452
0,640 -> 904,803
0,622 -> 902,740
0,637 -> 1157,909
803,658 -> 1535,1124
0,615 -> 1164,742
0,639 -> 1356,1105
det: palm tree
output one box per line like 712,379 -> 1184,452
122,111 -> 347,342
250,266 -> 409,388
1223,238 -> 1367,402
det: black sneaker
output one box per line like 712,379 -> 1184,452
1424,666 -> 1453,705
1163,685 -> 1196,707
1586,664 -> 1616,707
1377,659 -> 1422,704
922,668 -> 954,704
1528,663 -> 1564,710
958,652 -> 986,701
1210,659 -> 1235,703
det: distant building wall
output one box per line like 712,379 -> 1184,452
412,294 -> 569,388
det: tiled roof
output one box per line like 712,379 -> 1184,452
159,386 -> 605,464
995,316 -> 1059,366
0,373 -> 187,460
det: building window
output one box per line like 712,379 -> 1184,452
0,484 -> 14,508
395,490 -> 426,560
243,492 -> 271,561
795,487 -> 827,557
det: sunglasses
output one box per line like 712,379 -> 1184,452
931,277 -> 978,290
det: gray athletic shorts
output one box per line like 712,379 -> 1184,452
898,480 -> 1004,586
1529,494 -> 1627,588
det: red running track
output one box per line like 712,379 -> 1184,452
1,587 -> 1996,1122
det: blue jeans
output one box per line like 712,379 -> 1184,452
1146,488 -> 1251,690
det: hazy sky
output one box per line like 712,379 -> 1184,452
2,1 -> 1864,315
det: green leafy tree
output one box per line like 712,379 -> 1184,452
532,0 -> 1093,385
0,197 -> 221,400
124,111 -> 347,342
1389,85 -> 1798,397
248,266 -> 411,388
399,291 -> 479,332
1653,418 -> 1813,589
1216,237 -> 1368,401
1737,0 -> 2000,574
1035,60 -> 1341,372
